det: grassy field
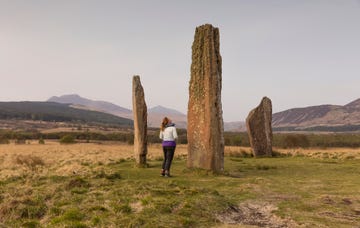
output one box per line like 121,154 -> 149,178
0,142 -> 359,227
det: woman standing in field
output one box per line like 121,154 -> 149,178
159,117 -> 178,177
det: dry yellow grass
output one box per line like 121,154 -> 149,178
225,146 -> 360,160
275,147 -> 360,159
1,142 -> 359,179
0,141 -> 187,179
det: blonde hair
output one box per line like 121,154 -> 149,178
160,117 -> 170,131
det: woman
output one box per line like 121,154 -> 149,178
159,117 -> 178,177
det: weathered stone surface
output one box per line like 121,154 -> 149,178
132,75 -> 147,165
246,97 -> 273,157
187,24 -> 224,172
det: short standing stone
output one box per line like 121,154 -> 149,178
187,24 -> 225,172
246,97 -> 273,157
132,75 -> 148,165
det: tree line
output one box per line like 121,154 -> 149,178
1,129 -> 360,148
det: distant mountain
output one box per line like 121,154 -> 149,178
0,102 -> 133,126
48,95 -> 188,128
344,98 -> 360,110
46,94 -> 251,131
148,105 -> 185,116
47,94 -> 360,132
272,98 -> 360,131
148,105 -> 187,129
147,106 -> 246,131
48,94 -> 132,119
224,121 -> 246,132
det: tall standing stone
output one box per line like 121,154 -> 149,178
132,75 -> 148,166
246,97 -> 273,157
187,24 -> 224,172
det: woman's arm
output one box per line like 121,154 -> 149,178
172,127 -> 178,140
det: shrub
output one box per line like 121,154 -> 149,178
0,137 -> 10,144
178,135 -> 188,144
127,137 -> 134,145
38,138 -> 45,144
223,132 -> 249,146
15,139 -> 26,145
59,135 -> 76,144
283,134 -> 310,148
232,135 -> 242,146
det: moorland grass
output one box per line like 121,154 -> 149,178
0,155 -> 359,227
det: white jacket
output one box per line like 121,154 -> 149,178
159,126 -> 178,141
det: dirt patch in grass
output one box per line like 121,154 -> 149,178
217,201 -> 298,228
316,195 -> 360,224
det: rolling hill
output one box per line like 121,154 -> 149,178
272,98 -> 360,131
47,94 -> 360,132
48,94 -> 133,119
0,102 -> 133,126
47,95 -> 244,130
223,121 -> 246,132
48,95 -> 187,128
148,105 -> 187,129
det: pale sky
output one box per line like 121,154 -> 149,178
1,0 -> 360,121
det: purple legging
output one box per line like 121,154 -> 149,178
162,146 -> 176,172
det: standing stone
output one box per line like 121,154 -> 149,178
246,97 -> 273,157
187,24 -> 224,172
132,75 -> 148,166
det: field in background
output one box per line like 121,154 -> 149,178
5,126 -> 360,148
2,142 -> 360,179
0,142 -> 359,227
0,142 -> 186,179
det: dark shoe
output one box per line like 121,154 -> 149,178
160,169 -> 165,176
